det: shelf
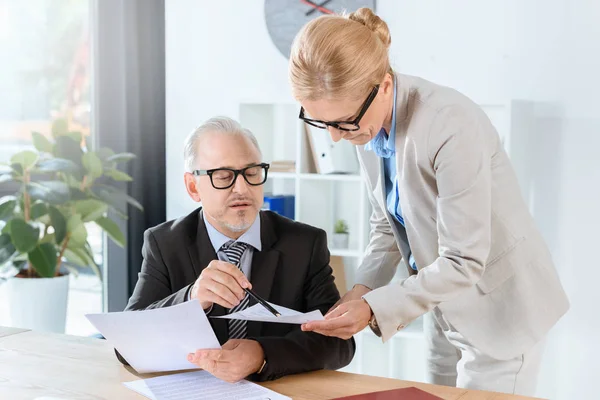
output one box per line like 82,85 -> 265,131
330,248 -> 363,258
299,173 -> 362,182
269,171 -> 296,179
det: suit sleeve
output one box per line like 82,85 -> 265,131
363,107 -> 492,342
249,230 -> 356,381
115,229 -> 193,365
125,229 -> 192,311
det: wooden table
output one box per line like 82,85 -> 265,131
0,327 -> 540,400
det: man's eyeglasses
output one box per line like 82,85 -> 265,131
299,85 -> 380,132
192,163 -> 270,190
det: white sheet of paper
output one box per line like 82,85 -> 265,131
123,370 -> 291,400
86,300 -> 220,373
214,302 -> 324,324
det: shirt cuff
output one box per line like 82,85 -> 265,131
186,284 -> 212,314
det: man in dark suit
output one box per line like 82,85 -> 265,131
118,116 -> 355,382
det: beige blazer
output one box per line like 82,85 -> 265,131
357,73 -> 569,360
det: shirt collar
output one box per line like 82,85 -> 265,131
364,74 -> 397,158
203,212 -> 262,252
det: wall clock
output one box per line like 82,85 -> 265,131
265,0 -> 377,59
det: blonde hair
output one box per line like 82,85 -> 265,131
289,7 -> 392,102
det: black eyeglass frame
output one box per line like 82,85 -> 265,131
298,85 -> 380,131
191,163 -> 270,190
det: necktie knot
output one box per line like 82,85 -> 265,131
221,241 -> 248,268
222,240 -> 248,252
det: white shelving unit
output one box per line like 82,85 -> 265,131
240,102 -> 371,292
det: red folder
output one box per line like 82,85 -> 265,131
331,387 -> 443,400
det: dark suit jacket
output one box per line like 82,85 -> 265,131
117,208 -> 355,381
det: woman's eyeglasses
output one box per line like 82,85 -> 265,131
299,85 -> 380,132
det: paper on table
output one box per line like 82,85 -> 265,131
214,302 -> 324,324
86,300 -> 220,373
123,370 -> 291,400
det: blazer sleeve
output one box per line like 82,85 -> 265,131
363,106 -> 492,342
115,228 -> 193,366
125,229 -> 192,312
354,177 -> 403,290
249,230 -> 356,381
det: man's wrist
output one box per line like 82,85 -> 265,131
256,358 -> 267,374
250,340 -> 266,375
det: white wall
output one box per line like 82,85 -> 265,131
165,1 -> 600,398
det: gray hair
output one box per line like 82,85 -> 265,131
183,116 -> 262,172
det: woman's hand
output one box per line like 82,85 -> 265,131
301,285 -> 373,340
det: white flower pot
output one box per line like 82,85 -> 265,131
332,233 -> 349,249
5,274 -> 70,333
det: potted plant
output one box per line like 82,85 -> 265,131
0,119 -> 142,333
332,219 -> 349,249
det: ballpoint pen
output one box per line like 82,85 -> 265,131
244,287 -> 281,317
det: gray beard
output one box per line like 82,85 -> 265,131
206,209 -> 253,234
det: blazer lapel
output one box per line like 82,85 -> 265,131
357,145 -> 413,268
246,212 -> 280,339
187,209 -> 229,345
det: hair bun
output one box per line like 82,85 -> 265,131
348,7 -> 391,49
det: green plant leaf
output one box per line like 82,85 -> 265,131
40,233 -> 55,244
48,206 -> 67,244
9,218 -> 40,253
82,152 -> 103,180
28,243 -> 57,278
32,132 -> 54,153
36,158 -> 80,174
97,147 -> 115,162
84,242 -> 102,279
10,163 -> 23,176
0,197 -> 16,221
92,184 -> 144,212
37,214 -> 51,226
105,152 -> 136,164
95,216 -> 125,248
26,181 -> 71,204
30,202 -> 48,220
1,221 -> 11,235
73,199 -> 108,222
67,214 -> 87,248
66,131 -> 82,143
51,119 -> 69,138
69,188 -> 88,201
104,169 -> 133,182
63,247 -> 87,267
53,136 -> 83,179
10,150 -> 39,170
63,264 -> 79,277
0,233 -> 16,265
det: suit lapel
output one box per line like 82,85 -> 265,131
187,209 -> 229,344
246,212 -> 280,339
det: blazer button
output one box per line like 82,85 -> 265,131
397,324 -> 405,331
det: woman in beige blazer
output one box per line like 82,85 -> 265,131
291,8 -> 569,396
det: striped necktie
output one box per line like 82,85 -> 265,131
221,240 -> 249,339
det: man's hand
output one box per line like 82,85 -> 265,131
187,339 -> 265,383
190,260 -> 252,310
301,288 -> 373,340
